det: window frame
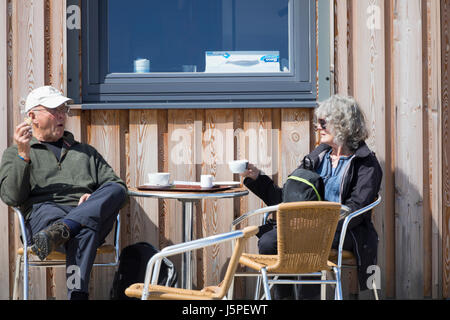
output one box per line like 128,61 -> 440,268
79,0 -> 317,109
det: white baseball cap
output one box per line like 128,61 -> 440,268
25,86 -> 73,113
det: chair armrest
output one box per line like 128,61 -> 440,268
13,207 -> 28,246
336,196 -> 382,267
141,227 -> 257,300
230,205 -> 279,230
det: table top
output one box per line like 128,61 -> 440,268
128,186 -> 249,201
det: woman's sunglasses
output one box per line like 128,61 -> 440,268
315,118 -> 327,130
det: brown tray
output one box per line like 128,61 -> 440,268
137,184 -> 233,192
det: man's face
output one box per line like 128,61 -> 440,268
28,104 -> 69,142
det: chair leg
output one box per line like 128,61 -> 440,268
333,267 -> 343,300
260,268 -> 271,300
23,251 -> 29,300
13,254 -> 22,300
321,271 -> 327,300
254,275 -> 262,300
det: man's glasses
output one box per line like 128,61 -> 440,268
314,118 -> 327,130
33,105 -> 71,116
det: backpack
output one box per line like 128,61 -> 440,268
282,167 -> 324,202
110,242 -> 178,300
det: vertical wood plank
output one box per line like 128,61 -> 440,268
334,0 -> 349,95
427,0 -> 442,300
87,110 -> 127,299
167,109 -> 199,284
45,0 -> 67,299
422,0 -> 442,299
128,110 -> 159,247
427,0 -> 442,299
280,109 -> 311,182
201,109 -> 235,287
441,0 -> 450,300
0,0 -> 10,300
352,0 -> 388,297
384,0 -> 397,299
45,0 -> 66,92
12,0 -> 47,300
242,108 -> 273,298
393,0 -> 424,299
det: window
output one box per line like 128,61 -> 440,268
78,0 -> 317,108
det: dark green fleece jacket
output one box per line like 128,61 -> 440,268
0,131 -> 128,219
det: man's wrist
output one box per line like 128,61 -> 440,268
17,154 -> 30,163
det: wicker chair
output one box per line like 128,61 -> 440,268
12,207 -> 121,300
125,226 -> 259,300
230,201 -> 344,300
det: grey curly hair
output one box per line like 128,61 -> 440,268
315,95 -> 369,151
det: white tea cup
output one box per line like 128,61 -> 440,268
228,160 -> 249,174
148,172 -> 171,186
200,175 -> 214,188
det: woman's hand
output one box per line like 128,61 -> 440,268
241,163 -> 260,181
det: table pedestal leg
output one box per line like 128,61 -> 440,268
181,200 -> 194,290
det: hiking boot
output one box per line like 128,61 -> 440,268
31,221 -> 70,261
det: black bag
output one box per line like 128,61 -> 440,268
110,242 -> 178,300
282,167 -> 324,202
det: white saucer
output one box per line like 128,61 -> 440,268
143,182 -> 174,187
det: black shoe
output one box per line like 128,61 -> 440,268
31,221 -> 70,261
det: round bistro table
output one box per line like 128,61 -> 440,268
128,187 -> 249,290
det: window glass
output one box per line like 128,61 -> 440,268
108,0 -> 290,74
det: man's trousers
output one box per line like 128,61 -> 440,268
26,182 -> 126,299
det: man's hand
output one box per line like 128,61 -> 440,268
14,121 -> 33,161
241,163 -> 260,181
78,193 -> 91,206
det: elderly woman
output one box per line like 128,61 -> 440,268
242,95 -> 382,299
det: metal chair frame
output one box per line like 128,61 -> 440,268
229,197 -> 382,300
332,196 -> 382,300
12,207 -> 121,300
126,226 -> 257,300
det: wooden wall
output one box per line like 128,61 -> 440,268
0,0 -> 449,300
334,0 -> 446,299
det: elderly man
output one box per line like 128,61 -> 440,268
0,86 -> 128,300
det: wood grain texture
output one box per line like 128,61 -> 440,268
0,0 -> 10,300
166,109 -> 199,285
11,0 -> 47,300
441,0 -> 450,299
129,110 -> 159,248
87,110 -> 126,299
201,109 -> 235,287
334,0 -> 349,95
280,109 -> 310,182
45,0 -> 67,298
241,108 -> 274,298
393,0 -> 424,299
352,0 -> 388,297
422,0 -> 442,299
